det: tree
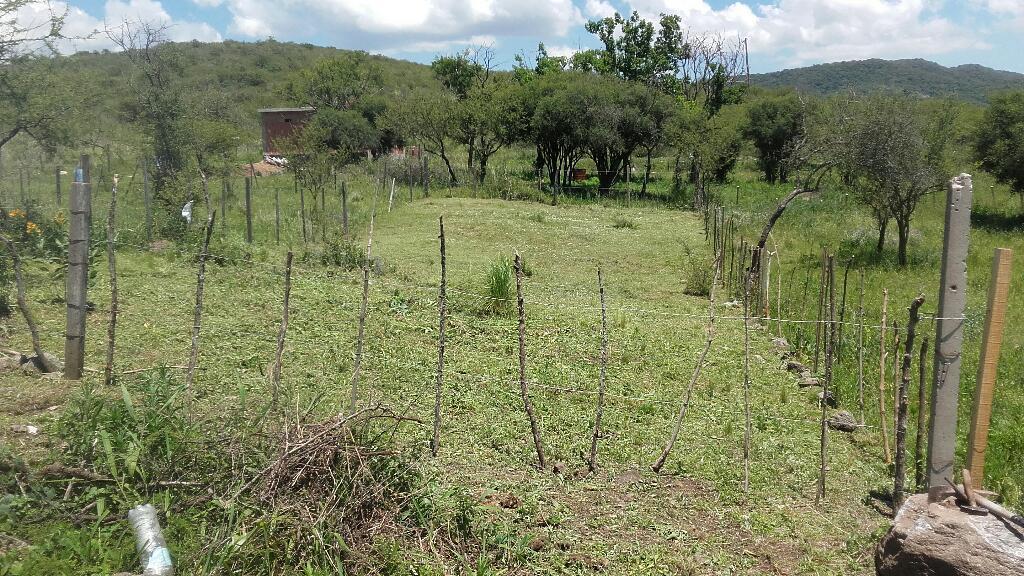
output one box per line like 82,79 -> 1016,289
460,79 -> 528,183
287,52 -> 383,111
838,93 -> 955,266
382,90 -> 459,184
975,91 -> 1024,197
0,1 -> 72,159
745,93 -> 805,183
526,72 -> 586,199
669,101 -> 741,203
582,11 -> 689,93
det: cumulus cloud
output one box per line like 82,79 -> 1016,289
584,0 -> 617,18
45,0 -> 221,54
220,0 -> 583,53
975,0 -> 1024,28
627,0 -> 987,67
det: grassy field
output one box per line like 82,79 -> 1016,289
0,153 -> 1019,574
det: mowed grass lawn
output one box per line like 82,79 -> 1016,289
3,191 -> 893,574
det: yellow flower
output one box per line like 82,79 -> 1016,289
8,209 -> 25,218
25,221 -> 40,234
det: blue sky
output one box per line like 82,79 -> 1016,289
55,0 -> 1024,73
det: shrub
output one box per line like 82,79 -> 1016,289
484,256 -> 514,314
682,256 -> 712,297
612,216 -> 637,229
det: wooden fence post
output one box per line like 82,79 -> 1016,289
894,295 -> 925,511
64,155 -> 91,380
55,166 -> 62,206
587,266 -> 609,474
143,159 -> 152,244
274,179 -> 281,245
915,336 -> 929,490
927,174 -> 973,501
879,289 -> 892,464
966,248 -> 1013,487
515,251 -> 546,470
220,177 -> 227,230
244,176 -> 253,244
816,254 -> 835,504
270,251 -> 293,410
185,207 -> 215,394
103,176 -> 119,386
341,181 -> 349,238
431,216 -> 446,456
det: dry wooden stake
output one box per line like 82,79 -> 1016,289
271,251 -> 293,411
340,181 -> 349,238
587,266 -> 609,474
915,336 -> 929,490
298,176 -> 308,244
894,294 -> 925,511
878,289 -> 892,464
816,254 -> 836,504
244,176 -> 253,244
431,216 -> 447,457
274,178 -> 281,244
388,177 -> 396,212
103,176 -> 119,386
836,258 -> 852,362
348,191 -> 377,414
814,251 -> 826,373
742,256 -> 753,494
857,270 -> 866,424
55,165 -> 62,206
652,249 -> 723,473
515,251 -> 546,470
891,321 -> 901,446
143,159 -> 152,243
185,196 -> 215,394
220,176 -> 227,230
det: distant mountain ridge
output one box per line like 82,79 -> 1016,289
750,58 -> 1024,103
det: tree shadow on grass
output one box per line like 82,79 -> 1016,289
971,207 -> 1024,232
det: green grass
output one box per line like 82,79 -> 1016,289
2,151 -> 1019,574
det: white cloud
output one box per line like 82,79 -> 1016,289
975,0 -> 1024,27
627,0 -> 986,67
584,0 -> 617,18
220,0 -> 583,54
545,44 -> 580,57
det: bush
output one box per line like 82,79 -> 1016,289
484,256 -> 514,314
612,216 -> 637,229
682,247 -> 712,297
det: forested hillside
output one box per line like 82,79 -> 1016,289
751,58 -> 1024,103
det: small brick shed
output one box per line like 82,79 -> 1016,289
258,107 -> 315,156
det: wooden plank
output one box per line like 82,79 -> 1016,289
966,247 -> 1013,486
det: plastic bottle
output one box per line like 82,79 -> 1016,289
127,504 -> 175,576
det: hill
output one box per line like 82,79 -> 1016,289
751,58 -> 1024,103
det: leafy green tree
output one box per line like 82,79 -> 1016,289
837,93 -> 955,265
745,93 -> 805,183
670,101 -> 741,202
582,11 -> 688,93
431,49 -> 488,100
287,51 -> 384,111
526,72 -> 586,200
382,90 -> 459,184
975,91 -> 1024,197
459,80 -> 528,183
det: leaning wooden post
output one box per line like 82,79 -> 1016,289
927,174 -> 973,501
1,236 -> 57,372
244,176 -> 253,244
220,176 -> 227,230
915,336 -> 929,490
64,155 -> 91,380
185,207 -> 216,395
894,294 -> 925,511
142,159 -> 152,244
653,250 -> 723,473
387,177 -> 396,212
348,193 -> 377,414
423,155 -> 430,197
431,216 -> 447,456
813,250 -> 826,373
878,289 -> 892,464
340,181 -> 349,238
742,255 -> 754,494
298,176 -> 308,244
587,266 -> 609,474
270,251 -> 293,411
966,247 -> 1013,487
103,176 -> 120,386
55,166 -> 62,206
515,251 -> 546,470
816,254 -> 835,504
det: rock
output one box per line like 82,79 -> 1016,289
799,376 -> 822,388
786,360 -> 807,374
827,411 -> 858,432
10,424 -> 39,435
818,390 -> 837,408
25,352 -> 62,373
876,493 -> 1024,576
771,337 -> 789,350
551,461 -> 566,476
0,354 -> 23,372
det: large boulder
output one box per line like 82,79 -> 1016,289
876,493 -> 1024,575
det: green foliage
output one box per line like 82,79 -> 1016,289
286,51 -> 384,110
484,255 -> 514,314
582,10 -> 688,93
975,90 -> 1024,196
745,93 -> 804,183
432,50 -> 486,100
57,370 -> 198,484
751,58 -> 1024,105
611,216 -> 637,229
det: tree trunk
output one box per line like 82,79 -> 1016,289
438,146 -> 458,185
641,149 -> 653,197
876,217 -> 888,253
896,218 -> 910,267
